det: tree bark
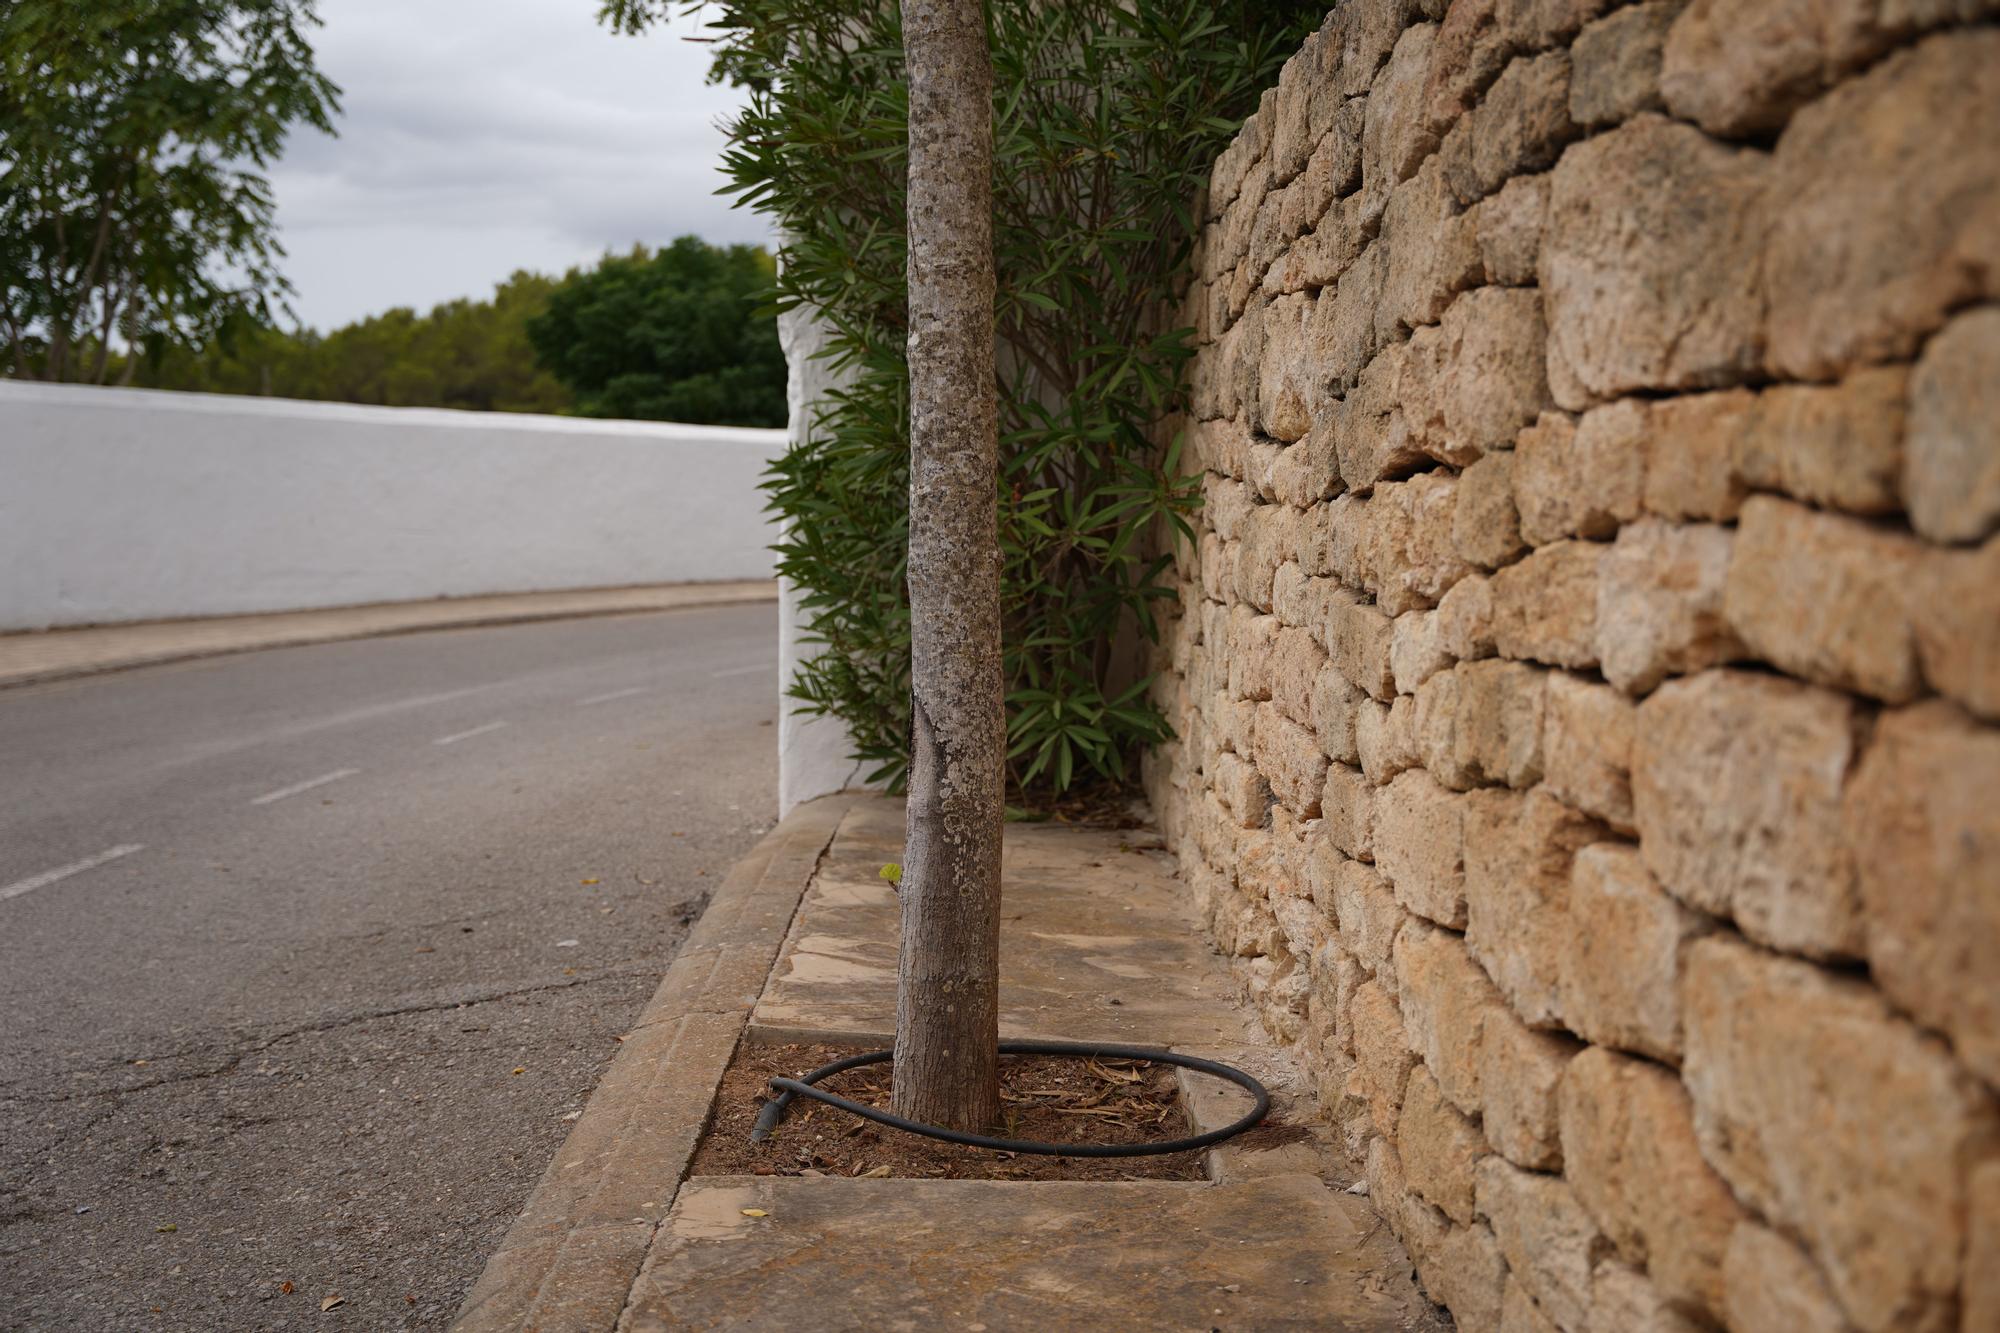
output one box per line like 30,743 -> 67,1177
892,0 -> 1004,1133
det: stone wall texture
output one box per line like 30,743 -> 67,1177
1142,4 -> 2000,1331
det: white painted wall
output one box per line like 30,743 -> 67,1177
775,292 -> 876,815
0,381 -> 787,631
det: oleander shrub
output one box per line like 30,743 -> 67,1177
605,0 -> 1314,795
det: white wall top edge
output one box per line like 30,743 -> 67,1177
0,380 -> 788,444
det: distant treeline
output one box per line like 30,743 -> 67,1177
121,237 -> 787,428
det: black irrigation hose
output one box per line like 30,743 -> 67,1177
750,1039 -> 1270,1158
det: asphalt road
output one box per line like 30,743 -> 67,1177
0,603 -> 780,1330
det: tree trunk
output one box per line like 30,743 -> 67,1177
892,0 -> 1004,1133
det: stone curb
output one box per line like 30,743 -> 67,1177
451,793 -> 860,1333
0,580 -> 779,689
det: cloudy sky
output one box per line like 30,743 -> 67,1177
269,0 -> 770,331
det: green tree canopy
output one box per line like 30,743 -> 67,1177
132,269 -> 573,413
0,0 -> 341,383
525,235 -> 786,427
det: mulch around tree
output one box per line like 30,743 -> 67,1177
689,1042 -> 1210,1182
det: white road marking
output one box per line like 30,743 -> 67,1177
577,687 -> 647,707
1,844 -> 146,903
250,768 -> 360,806
434,720 -> 509,746
709,662 -> 775,678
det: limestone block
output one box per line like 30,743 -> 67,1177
1320,761 -> 1376,862
1845,700 -> 2000,1089
1966,1161 -> 2000,1333
1643,389 -> 1751,522
1501,1282 -> 1560,1333
1390,608 -> 1453,695
1351,977 -> 1418,1137
1589,1262 -> 1706,1333
1269,625 -> 1325,728
1404,287 -> 1554,467
1559,1048 -> 1744,1317
1257,292 -> 1317,443
1543,114 -> 1766,409
1660,0 -> 1992,139
1358,22 -> 1444,236
1333,344 -> 1427,493
1721,1223 -> 1852,1333
1272,889 -> 1331,962
1763,30 -> 2000,381
1479,1005 -> 1578,1171
1402,1063 -> 1489,1225
1332,0 -> 1427,100
1420,0 -> 1608,144
1633,669 -> 1862,958
1245,438 -> 1284,502
1472,172 -> 1549,289
1736,366 -> 1907,516
1377,158 -> 1483,343
1909,533 -> 2000,720
1192,416 -> 1256,481
1254,702 -> 1327,817
1356,695 -> 1420,785
1436,572 -> 1497,661
1562,843 -> 1711,1063
1268,427 -> 1342,509
1597,518 -> 1742,695
1541,672 -> 1635,832
1234,503 -> 1298,613
1488,540 -> 1603,669
1317,241 -> 1388,395
1262,205 -> 1364,297
1413,658 -> 1547,792
1268,560 -> 1309,630
1266,35 -> 1318,187
1569,1 -> 1674,127
1723,495 -> 1923,704
1682,935 -> 2000,1333
1412,1221 -> 1508,1333
1226,604 -> 1280,700
1203,474 -> 1257,542
1328,599 -> 1398,702
1333,856 -> 1407,977
1302,491 -> 1371,586
1312,660 -> 1365,764
1512,402 -> 1644,545
1475,1157 -> 1610,1333
1440,50 -> 1578,207
1906,305 -> 2000,544
1373,769 -> 1467,928
1212,752 -> 1271,829
1463,786 -> 1606,1028
1366,471 -> 1477,616
1453,449 -> 1528,570
1199,534 -> 1233,603
1395,918 -> 1506,1115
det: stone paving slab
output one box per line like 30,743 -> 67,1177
750,797 -> 1261,1051
621,1175 -> 1438,1331
0,579 -> 778,687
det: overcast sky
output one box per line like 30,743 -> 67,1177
269,0 -> 770,331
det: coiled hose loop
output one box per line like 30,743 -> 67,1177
750,1039 -> 1269,1158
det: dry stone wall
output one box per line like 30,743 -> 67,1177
1141,4 -> 2000,1331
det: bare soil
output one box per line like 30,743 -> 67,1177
690,1042 -> 1209,1181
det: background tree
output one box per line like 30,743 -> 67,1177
893,0 -> 1005,1131
603,0 -> 1307,800
0,0 -> 340,382
525,236 -> 787,427
128,269 -> 573,413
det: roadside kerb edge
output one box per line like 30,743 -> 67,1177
452,791 -> 860,1332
